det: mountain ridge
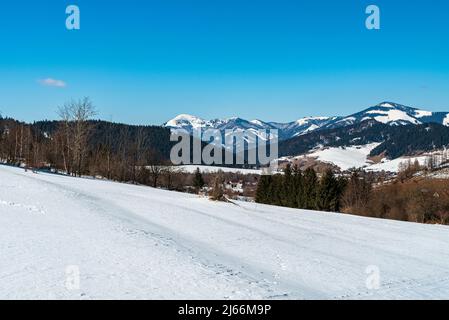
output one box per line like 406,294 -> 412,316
164,102 -> 449,140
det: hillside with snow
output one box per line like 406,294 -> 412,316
1,165 -> 449,299
305,143 -> 380,171
293,144 -> 444,173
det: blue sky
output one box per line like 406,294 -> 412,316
0,0 -> 448,124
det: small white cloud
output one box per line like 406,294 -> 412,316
38,78 -> 67,88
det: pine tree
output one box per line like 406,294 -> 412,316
302,168 -> 318,210
255,175 -> 272,204
269,175 -> 283,206
316,169 -> 345,212
293,165 -> 304,208
336,175 -> 348,211
193,167 -> 205,194
282,164 -> 296,207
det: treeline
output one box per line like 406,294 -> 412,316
256,162 -> 449,225
0,98 -> 256,193
0,98 -> 173,185
357,179 -> 449,224
256,165 -> 348,212
352,158 -> 449,224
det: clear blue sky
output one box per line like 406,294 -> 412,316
0,0 -> 448,124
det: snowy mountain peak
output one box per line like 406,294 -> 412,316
164,114 -> 208,129
171,114 -> 204,122
377,102 -> 396,108
351,102 -> 439,126
295,116 -> 331,126
250,119 -> 266,126
376,102 -> 408,109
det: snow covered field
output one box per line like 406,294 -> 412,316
1,164 -> 449,300
301,144 -> 444,173
367,156 -> 428,172
177,165 -> 261,175
307,143 -> 380,171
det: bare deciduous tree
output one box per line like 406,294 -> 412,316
57,97 -> 97,176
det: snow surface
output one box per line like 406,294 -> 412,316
299,145 -> 445,173
367,156 -> 429,172
178,165 -> 261,175
444,113 -> 449,126
295,116 -> 330,126
378,103 -> 395,108
337,117 -> 356,124
371,110 -> 420,124
165,114 -> 209,129
250,120 -> 265,126
1,165 -> 449,300
307,143 -> 380,171
414,110 -> 433,118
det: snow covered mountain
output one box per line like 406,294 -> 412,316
164,114 -> 335,140
165,114 -> 278,136
270,116 -> 339,139
164,102 -> 449,141
278,119 -> 449,172
165,114 -> 278,149
330,102 -> 449,128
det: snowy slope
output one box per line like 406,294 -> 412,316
301,145 -> 434,173
165,114 -> 211,130
178,165 -> 261,175
2,165 -> 449,300
444,114 -> 449,126
367,156 -> 429,172
307,143 -> 380,170
287,143 -> 416,172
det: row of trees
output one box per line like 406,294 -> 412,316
256,165 -> 348,212
256,162 -> 449,225
0,118 -> 44,168
395,152 -> 449,182
355,178 -> 449,224
1,98 -> 173,186
1,101 -> 259,198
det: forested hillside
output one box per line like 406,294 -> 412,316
279,120 -> 449,159
0,114 -> 173,183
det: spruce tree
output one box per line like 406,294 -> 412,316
293,165 -> 304,208
316,169 -> 345,212
336,175 -> 348,211
193,168 -> 205,194
255,175 -> 272,204
302,168 -> 318,210
269,175 -> 283,206
282,164 -> 296,208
